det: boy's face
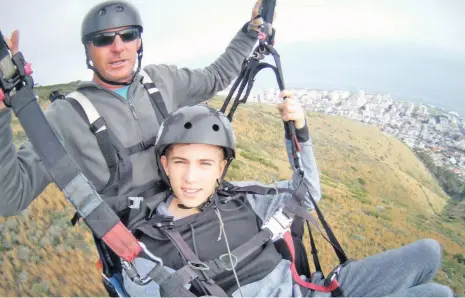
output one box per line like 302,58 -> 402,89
160,143 -> 228,208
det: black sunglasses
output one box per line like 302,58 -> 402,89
90,27 -> 140,47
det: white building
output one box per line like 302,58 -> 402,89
419,105 -> 428,115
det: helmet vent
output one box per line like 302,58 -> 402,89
116,5 -> 124,12
212,124 -> 220,131
98,8 -> 106,16
184,122 -> 192,129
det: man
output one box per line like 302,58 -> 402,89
0,0 -> 266,216
118,92 -> 454,297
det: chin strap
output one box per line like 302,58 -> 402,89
177,193 -> 215,211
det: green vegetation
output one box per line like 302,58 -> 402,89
0,93 -> 463,296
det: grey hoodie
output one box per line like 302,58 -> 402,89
0,24 -> 258,217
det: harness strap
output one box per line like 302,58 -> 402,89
67,93 -> 118,194
3,68 -> 142,264
161,229 -> 229,297
147,264 -> 198,297
203,229 -> 272,278
283,231 -> 343,295
139,69 -> 169,121
123,180 -> 348,297
220,57 -> 261,121
285,181 -> 348,265
218,181 -> 289,197
307,221 -> 322,274
64,68 -> 169,197
123,135 -> 158,156
303,182 -> 348,264
71,180 -> 169,226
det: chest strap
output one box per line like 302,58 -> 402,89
64,70 -> 169,195
123,135 -> 158,156
160,228 -> 230,297
70,179 -> 170,226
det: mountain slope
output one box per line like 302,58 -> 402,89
0,96 -> 463,296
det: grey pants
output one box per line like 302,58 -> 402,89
334,238 -> 454,297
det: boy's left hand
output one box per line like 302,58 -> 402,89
276,90 -> 306,129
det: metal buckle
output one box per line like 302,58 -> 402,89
128,196 -> 143,209
219,254 -> 238,271
330,265 -> 342,281
121,241 -> 164,286
154,216 -> 174,228
324,264 -> 342,286
252,51 -> 265,60
139,242 -> 164,265
188,260 -> 210,271
261,207 -> 293,241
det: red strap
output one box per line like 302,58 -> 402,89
0,89 -> 5,102
292,135 -> 302,152
283,231 -> 341,293
101,221 -> 142,262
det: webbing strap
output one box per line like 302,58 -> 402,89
147,264 -> 198,297
307,221 -> 322,274
286,181 -> 348,264
123,135 -> 157,156
7,81 -> 141,263
301,181 -> 348,264
71,179 -> 170,225
66,93 -> 118,194
283,231 -> 343,294
139,69 -> 169,122
218,181 -> 289,197
68,91 -> 106,132
203,229 -> 271,279
161,229 -> 229,297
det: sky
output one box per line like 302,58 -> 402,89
1,0 -> 464,115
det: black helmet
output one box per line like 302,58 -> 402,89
154,104 -> 236,185
81,0 -> 143,44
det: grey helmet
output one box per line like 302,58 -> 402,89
81,0 -> 143,44
80,0 -> 144,86
154,104 -> 236,185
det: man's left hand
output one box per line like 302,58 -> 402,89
249,0 -> 276,34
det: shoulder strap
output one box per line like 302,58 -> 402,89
67,91 -> 106,131
65,91 -> 118,194
217,180 -> 290,197
139,69 -> 169,123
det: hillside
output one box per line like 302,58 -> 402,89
34,81 -> 81,103
0,96 -> 464,296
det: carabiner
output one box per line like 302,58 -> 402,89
121,241 -> 164,286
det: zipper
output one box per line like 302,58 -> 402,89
128,98 -> 138,120
127,89 -> 146,140
84,83 -> 146,139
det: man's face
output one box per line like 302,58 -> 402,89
160,143 -> 228,209
87,26 -> 141,83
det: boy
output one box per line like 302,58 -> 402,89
121,91 -> 453,297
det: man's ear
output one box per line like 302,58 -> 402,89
160,155 -> 169,176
